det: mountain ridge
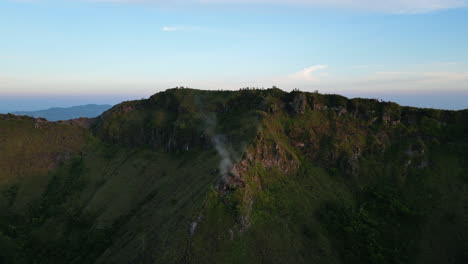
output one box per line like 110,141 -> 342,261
0,88 -> 467,264
12,104 -> 112,121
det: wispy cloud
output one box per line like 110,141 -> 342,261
226,0 -> 466,13
161,25 -> 203,32
265,63 -> 468,96
88,0 -> 468,13
162,26 -> 178,32
363,71 -> 468,86
289,65 -> 328,82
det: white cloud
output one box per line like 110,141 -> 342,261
89,0 -> 468,13
262,64 -> 468,96
289,65 -> 328,82
162,26 -> 178,32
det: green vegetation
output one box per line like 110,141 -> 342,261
0,88 -> 467,263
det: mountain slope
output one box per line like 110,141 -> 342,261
13,104 -> 112,121
0,88 -> 467,264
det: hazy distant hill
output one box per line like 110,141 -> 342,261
13,104 -> 112,121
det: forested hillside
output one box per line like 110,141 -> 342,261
1,88 -> 467,264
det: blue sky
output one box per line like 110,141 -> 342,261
1,0 -> 468,111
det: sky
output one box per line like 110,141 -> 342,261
1,0 -> 468,111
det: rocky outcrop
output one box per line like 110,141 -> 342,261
290,92 -> 308,114
34,118 -> 48,128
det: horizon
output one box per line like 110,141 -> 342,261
1,0 -> 468,110
1,87 -> 467,113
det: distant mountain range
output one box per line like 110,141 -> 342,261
13,104 -> 112,121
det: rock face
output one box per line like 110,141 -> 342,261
34,118 -> 48,128
0,88 -> 468,264
290,92 -> 307,114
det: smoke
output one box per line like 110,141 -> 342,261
190,221 -> 198,236
211,134 -> 234,178
203,113 -> 236,179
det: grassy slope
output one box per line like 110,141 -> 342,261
0,88 -> 467,264
0,124 -> 224,263
0,115 -> 88,211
